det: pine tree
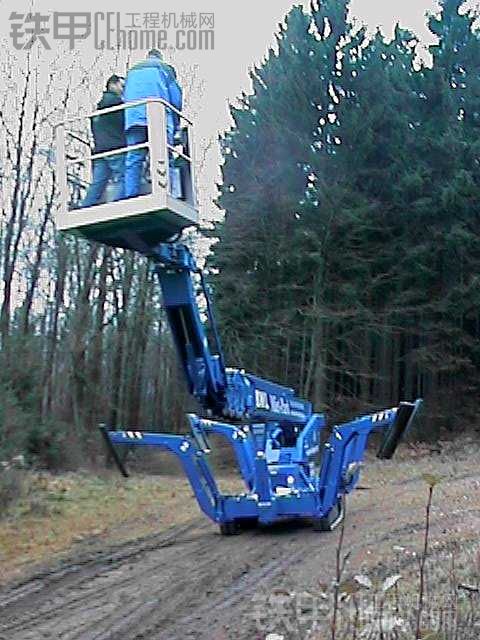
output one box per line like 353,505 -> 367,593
210,0 -> 480,431
210,1 -> 350,386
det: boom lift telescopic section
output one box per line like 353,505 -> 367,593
57,99 -> 422,534
151,242 -> 312,425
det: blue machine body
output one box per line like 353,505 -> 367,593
102,241 -> 423,533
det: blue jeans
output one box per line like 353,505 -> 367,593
82,156 -> 125,207
125,123 -> 178,199
82,155 -> 124,207
125,126 -> 148,198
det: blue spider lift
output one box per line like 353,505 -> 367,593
57,100 -> 422,534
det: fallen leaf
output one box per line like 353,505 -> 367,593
383,574 -> 402,592
354,574 -> 373,589
422,473 -> 441,487
338,578 -> 362,595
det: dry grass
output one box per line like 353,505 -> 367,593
318,517 -> 480,639
0,470 -> 241,585
0,468 -> 25,512
255,439 -> 480,640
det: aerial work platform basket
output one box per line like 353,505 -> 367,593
55,98 -> 198,251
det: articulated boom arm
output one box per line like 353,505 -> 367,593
152,243 -> 312,424
153,243 -> 227,416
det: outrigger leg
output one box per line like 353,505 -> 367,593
100,400 -> 422,534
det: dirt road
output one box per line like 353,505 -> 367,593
1,449 -> 479,640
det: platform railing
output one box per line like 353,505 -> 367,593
55,98 -> 197,214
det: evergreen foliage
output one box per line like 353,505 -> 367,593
210,0 -> 480,430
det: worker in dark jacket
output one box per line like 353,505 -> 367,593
82,75 -> 126,207
123,50 -> 183,198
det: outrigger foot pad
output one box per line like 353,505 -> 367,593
99,424 -> 129,478
377,399 -> 423,460
219,521 -> 241,536
312,497 -> 346,532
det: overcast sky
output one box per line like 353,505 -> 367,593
202,0 -> 441,136
0,0 -> 444,132
0,0 -> 451,217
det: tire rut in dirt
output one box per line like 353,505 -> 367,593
0,520 -> 207,638
1,471 -> 478,640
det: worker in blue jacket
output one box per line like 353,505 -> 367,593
123,49 -> 183,198
163,63 -> 183,198
164,63 -> 183,133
